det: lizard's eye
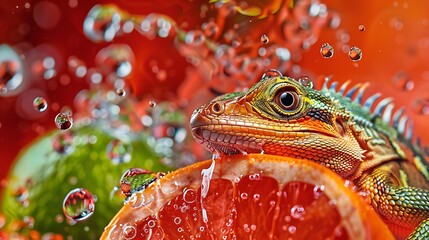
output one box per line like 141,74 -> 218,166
275,88 -> 300,111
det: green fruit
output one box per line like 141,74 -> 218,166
0,123 -> 173,239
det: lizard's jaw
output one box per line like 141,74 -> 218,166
191,127 -> 262,156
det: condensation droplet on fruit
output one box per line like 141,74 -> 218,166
413,99 -> 429,115
320,43 -> 334,58
298,76 -> 313,88
288,225 -> 297,234
313,185 -> 325,199
62,188 -> 95,222
348,46 -> 362,61
261,69 -> 282,80
122,224 -> 137,240
248,173 -> 260,181
0,44 -> 23,95
33,97 -> 48,112
174,217 -> 182,225
107,139 -> 132,164
253,193 -> 260,201
260,34 -> 269,44
392,71 -> 414,91
183,188 -> 197,203
240,192 -> 248,200
55,112 -> 73,130
290,205 -> 305,219
358,24 -> 365,31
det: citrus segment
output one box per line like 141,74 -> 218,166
101,154 -> 394,240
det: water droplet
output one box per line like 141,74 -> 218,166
83,4 -> 126,42
33,97 -> 48,112
95,44 -> 134,78
240,192 -> 248,200
183,188 -> 197,203
62,188 -> 95,222
0,44 -> 23,95
253,193 -> 260,201
185,30 -> 205,46
54,113 -> 73,130
23,216 -> 34,228
261,69 -> 282,80
119,168 -> 157,197
260,34 -> 269,44
313,185 -> 325,199
149,100 -> 156,108
52,132 -> 74,154
122,224 -> 137,240
413,99 -> 429,115
320,43 -> 334,58
106,139 -> 132,164
174,217 -> 182,225
288,225 -> 297,234
116,88 -> 126,97
392,72 -> 414,91
358,25 -> 365,31
348,46 -> 362,61
298,76 -> 313,88
201,21 -> 219,38
14,187 -> 29,206
290,205 -> 305,219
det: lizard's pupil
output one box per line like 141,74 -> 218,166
279,92 -> 294,107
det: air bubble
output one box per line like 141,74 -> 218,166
83,4 -> 126,42
55,113 -> 73,130
320,43 -> 334,58
348,46 -> 362,61
261,69 -> 282,80
183,188 -> 197,203
33,97 -> 48,112
116,88 -> 126,97
392,72 -> 414,91
185,30 -> 205,46
174,217 -> 182,225
288,225 -> 297,234
290,205 -> 305,219
0,44 -> 23,95
413,99 -> 429,115
240,192 -> 248,200
260,34 -> 269,44
358,25 -> 365,31
313,185 -> 325,199
122,225 -> 137,240
62,188 -> 95,222
149,100 -> 156,108
106,139 -> 132,164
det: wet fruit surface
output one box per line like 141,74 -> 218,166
102,154 -> 394,240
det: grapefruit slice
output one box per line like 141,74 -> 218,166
101,154 -> 394,240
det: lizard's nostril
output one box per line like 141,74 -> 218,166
211,102 -> 224,114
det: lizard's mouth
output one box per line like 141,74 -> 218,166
191,127 -> 263,156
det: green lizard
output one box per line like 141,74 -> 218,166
190,75 -> 429,239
